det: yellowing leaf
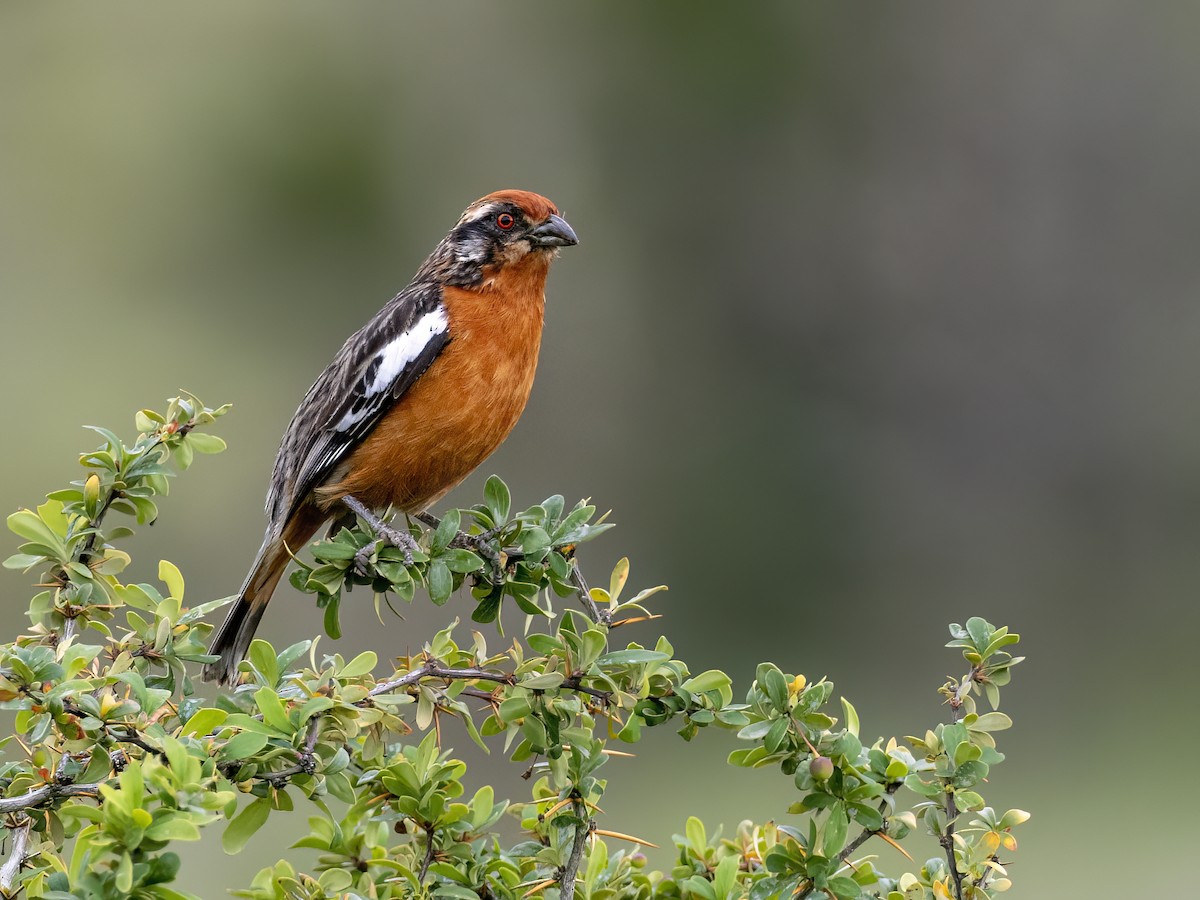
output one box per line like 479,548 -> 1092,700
159,560 -> 185,602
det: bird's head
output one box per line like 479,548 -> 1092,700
425,190 -> 578,288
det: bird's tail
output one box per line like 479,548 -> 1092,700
202,535 -> 289,685
203,512 -> 321,685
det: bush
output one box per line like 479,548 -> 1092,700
0,396 -> 1027,899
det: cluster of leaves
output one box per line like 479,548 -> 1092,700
290,475 -> 618,638
0,398 -> 1028,900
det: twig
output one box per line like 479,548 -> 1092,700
55,433 -> 169,638
0,782 -> 102,815
111,729 -> 167,760
0,819 -> 32,896
797,788 -> 902,899
976,855 -> 1003,892
569,562 -> 606,625
63,704 -> 167,761
840,827 -> 879,862
417,825 -> 437,883
941,794 -> 965,900
941,666 -> 980,900
256,716 -> 323,787
557,802 -> 591,900
947,666 -> 981,719
366,662 -> 611,703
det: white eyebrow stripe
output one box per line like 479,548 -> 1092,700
335,305 -> 449,430
464,202 -> 501,222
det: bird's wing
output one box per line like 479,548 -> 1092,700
265,282 -> 451,526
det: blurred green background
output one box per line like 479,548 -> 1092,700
2,3 -> 1195,896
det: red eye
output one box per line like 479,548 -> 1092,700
496,213 -> 515,230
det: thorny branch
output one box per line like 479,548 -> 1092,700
417,825 -> 438,884
796,787 -> 901,900
57,431 -> 175,641
557,800 -> 592,900
942,664 -> 983,900
0,819 -> 32,896
0,782 -> 102,816
366,662 -> 612,703
63,703 -> 167,762
402,512 -> 607,625
257,716 -> 324,788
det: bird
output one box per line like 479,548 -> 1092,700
202,189 -> 578,685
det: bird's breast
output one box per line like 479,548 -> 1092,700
327,273 -> 546,513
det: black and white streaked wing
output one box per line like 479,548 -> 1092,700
265,283 -> 451,526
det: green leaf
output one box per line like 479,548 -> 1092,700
681,669 -> 732,696
432,509 -> 460,554
173,438 -> 194,470
440,548 -> 484,574
222,798 -> 271,854
998,808 -> 1031,829
823,803 -> 848,856
519,673 -> 566,690
3,553 -> 46,570
942,723 -> 968,759
966,617 -> 992,649
765,717 -> 790,754
972,711 -> 1013,732
760,665 -> 789,712
221,731 -> 269,761
180,708 -> 227,737
186,433 -> 227,454
339,650 -> 377,679
484,475 -> 511,524
428,559 -> 453,605
248,640 -> 280,687
954,740 -> 982,766
682,876 -> 717,900
737,720 -> 774,741
7,510 -> 65,558
437,886 -> 485,900
254,687 -> 293,734
685,816 -> 707,853
840,697 -> 859,737
323,594 -> 342,640
608,557 -> 630,602
145,817 -> 202,842
159,560 -> 185,601
596,649 -> 668,666
116,852 -> 133,893
712,852 -> 739,899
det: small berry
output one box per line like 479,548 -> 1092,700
809,756 -> 834,781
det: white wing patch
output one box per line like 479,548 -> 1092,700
335,306 -> 449,430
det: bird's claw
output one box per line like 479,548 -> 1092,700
375,523 -> 417,566
353,539 -> 381,578
342,495 -> 418,568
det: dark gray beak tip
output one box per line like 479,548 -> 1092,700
529,213 -> 579,248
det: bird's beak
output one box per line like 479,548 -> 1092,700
528,214 -> 579,248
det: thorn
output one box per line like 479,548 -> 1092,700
877,832 -> 914,861
609,614 -> 664,628
520,879 -> 558,898
592,828 -> 659,849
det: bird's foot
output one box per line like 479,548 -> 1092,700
352,539 -> 382,578
343,495 -> 418,566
